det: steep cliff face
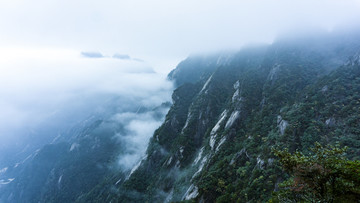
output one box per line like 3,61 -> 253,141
80,31 -> 360,202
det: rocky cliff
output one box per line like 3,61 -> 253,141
81,30 -> 360,202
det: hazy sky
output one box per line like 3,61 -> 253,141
0,0 -> 360,72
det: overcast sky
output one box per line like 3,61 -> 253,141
1,0 -> 360,72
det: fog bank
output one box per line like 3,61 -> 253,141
0,48 -> 173,167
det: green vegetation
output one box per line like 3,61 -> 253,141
271,143 -> 360,202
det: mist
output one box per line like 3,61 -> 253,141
114,110 -> 167,169
0,48 -> 173,168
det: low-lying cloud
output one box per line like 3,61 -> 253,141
0,47 -> 173,167
113,110 -> 168,170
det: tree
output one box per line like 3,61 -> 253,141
270,142 -> 360,202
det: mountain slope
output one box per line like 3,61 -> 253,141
80,30 -> 360,202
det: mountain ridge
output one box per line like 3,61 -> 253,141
115,31 -> 360,202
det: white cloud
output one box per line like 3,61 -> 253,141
0,48 -> 173,144
115,111 -> 164,169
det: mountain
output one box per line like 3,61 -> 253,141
1,30 -> 360,202
80,30 -> 360,202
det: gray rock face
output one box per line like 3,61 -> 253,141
325,117 -> 336,126
225,111 -> 240,129
346,53 -> 360,66
268,64 -> 281,82
277,115 -> 288,135
233,80 -> 240,89
321,85 -> 328,93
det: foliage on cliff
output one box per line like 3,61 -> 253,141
271,143 -> 360,202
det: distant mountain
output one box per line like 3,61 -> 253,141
0,98 -> 170,203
